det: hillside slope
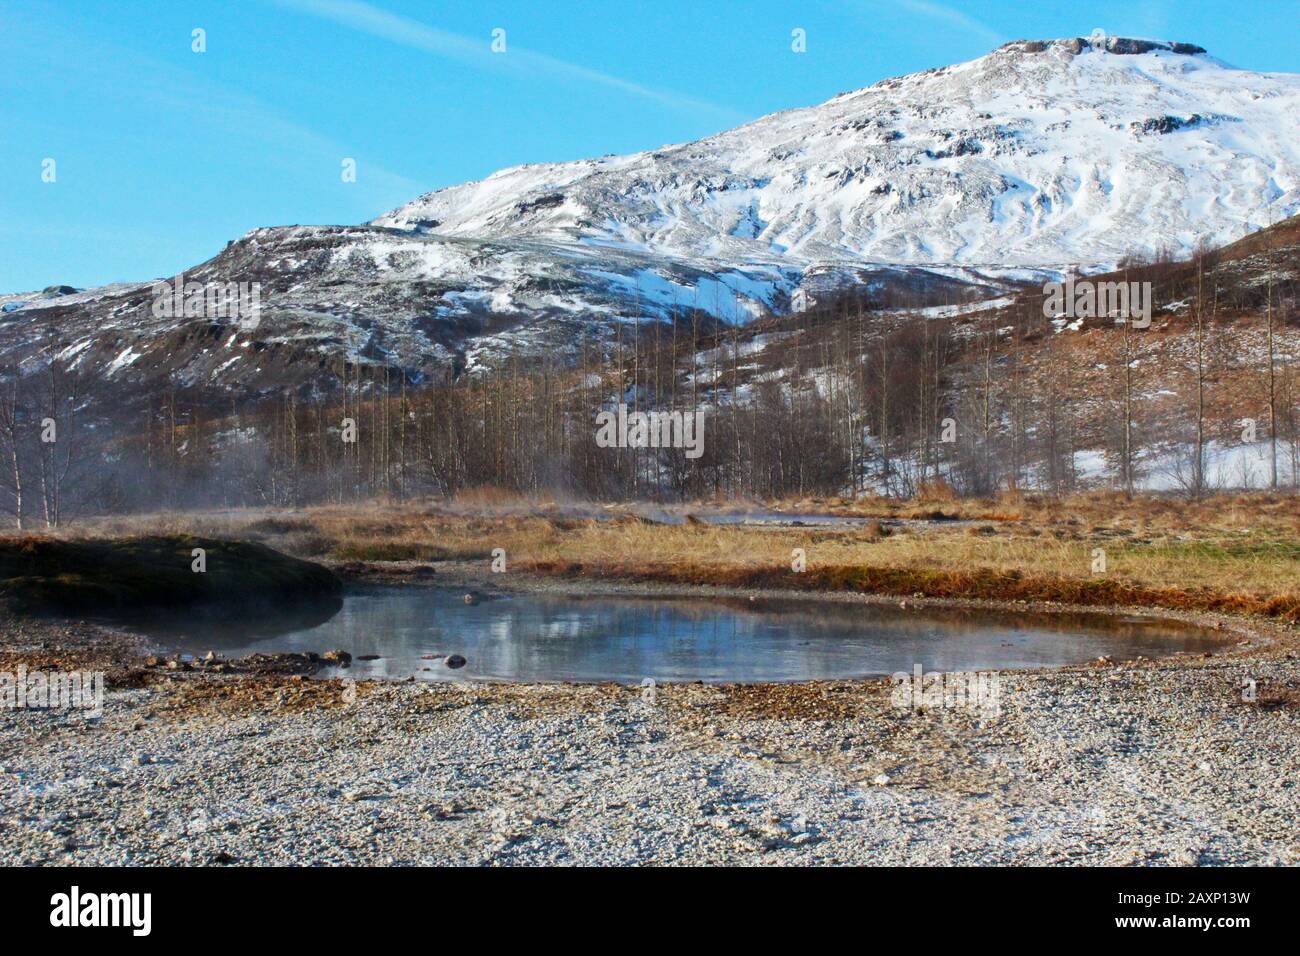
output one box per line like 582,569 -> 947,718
2,36 -> 1297,403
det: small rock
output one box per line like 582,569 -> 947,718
428,802 -> 460,820
445,654 -> 467,669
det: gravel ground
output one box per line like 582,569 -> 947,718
2,579 -> 1298,866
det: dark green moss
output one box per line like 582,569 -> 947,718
0,535 -> 341,616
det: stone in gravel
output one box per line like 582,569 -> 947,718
323,650 -> 352,665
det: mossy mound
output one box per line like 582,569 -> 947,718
0,535 -> 342,616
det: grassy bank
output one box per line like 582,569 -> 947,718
0,535 -> 341,615
520,560 -> 1300,622
59,490 -> 1300,620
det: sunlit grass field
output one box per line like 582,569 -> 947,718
48,489 -> 1299,621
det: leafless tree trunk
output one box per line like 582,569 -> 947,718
1193,256 -> 1208,497
0,378 -> 24,529
1267,269 -> 1278,489
1121,279 -> 1135,497
37,366 -> 81,528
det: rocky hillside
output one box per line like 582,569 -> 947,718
2,36 -> 1297,406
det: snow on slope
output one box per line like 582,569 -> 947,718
6,37 -> 1300,398
377,37 -> 1300,270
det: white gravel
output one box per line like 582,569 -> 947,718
3,646 -> 1298,866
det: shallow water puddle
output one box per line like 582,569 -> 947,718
142,586 -> 1230,683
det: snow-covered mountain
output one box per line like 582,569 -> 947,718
378,37 -> 1300,268
5,36 -> 1299,398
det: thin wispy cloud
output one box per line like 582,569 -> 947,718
271,0 -> 744,124
889,0 -> 1005,49
0,15 -> 424,206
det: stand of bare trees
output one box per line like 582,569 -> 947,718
1,247 -> 1296,519
0,364 -> 103,528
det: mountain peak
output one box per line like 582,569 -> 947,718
378,36 -> 1296,272
5,32 -> 1298,396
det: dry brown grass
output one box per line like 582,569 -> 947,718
757,489 -> 1300,533
45,491 -> 1300,621
523,559 -> 1300,622
448,485 -> 555,509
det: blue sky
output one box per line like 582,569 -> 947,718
2,0 -> 1298,292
